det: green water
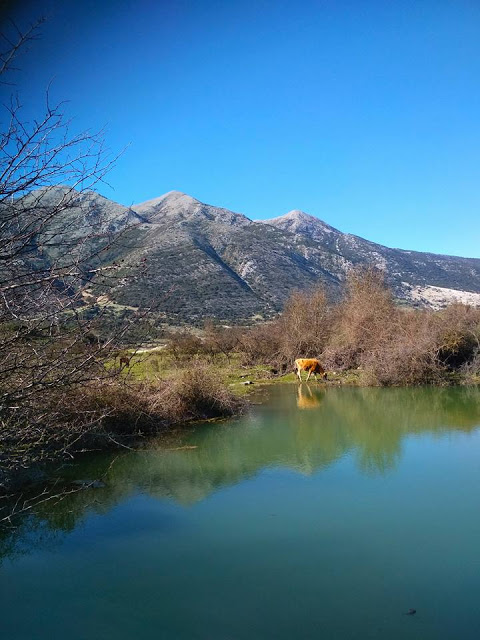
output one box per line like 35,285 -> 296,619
2,385 -> 480,639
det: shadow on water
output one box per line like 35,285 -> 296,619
2,385 -> 480,561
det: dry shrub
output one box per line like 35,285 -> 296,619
236,321 -> 283,366
158,365 -> 243,421
236,285 -> 331,370
277,286 -> 332,363
202,321 -> 239,360
71,381 -> 162,435
237,266 -> 480,386
166,331 -> 204,360
0,382 -> 167,481
1,367 -> 244,490
362,311 -> 442,385
165,324 -> 239,364
345,298 -> 480,386
323,267 -> 396,371
435,304 -> 480,369
73,367 -> 243,433
462,351 -> 480,378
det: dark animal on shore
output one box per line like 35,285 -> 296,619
119,355 -> 130,368
294,358 -> 327,382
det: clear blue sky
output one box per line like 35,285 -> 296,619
2,0 -> 480,257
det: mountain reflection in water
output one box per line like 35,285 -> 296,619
2,385 -> 480,560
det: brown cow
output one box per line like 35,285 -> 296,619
294,358 -> 327,382
119,355 -> 130,368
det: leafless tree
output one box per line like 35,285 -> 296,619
278,285 -> 332,363
0,19 -> 143,492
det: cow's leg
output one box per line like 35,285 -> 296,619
296,365 -> 302,382
306,368 -> 312,382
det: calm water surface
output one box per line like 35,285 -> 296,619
2,385 -> 480,639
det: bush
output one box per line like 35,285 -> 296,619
361,311 -> 442,386
158,365 -> 243,421
277,286 -> 332,364
237,267 -> 480,386
323,267 -> 396,371
236,321 -> 283,366
1,365 -> 244,491
165,331 -> 204,360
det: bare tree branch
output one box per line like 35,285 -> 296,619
0,18 -> 153,501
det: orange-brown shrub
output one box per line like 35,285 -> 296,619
322,267 -> 396,371
277,286 -> 332,363
158,365 -> 243,421
237,267 -> 480,386
236,321 -> 283,366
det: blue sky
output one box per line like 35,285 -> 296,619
2,0 -> 480,257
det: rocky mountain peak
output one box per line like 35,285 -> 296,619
132,191 -> 201,217
261,209 -> 339,239
283,209 -> 314,219
132,191 -> 251,227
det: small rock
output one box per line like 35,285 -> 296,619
243,380 -> 254,385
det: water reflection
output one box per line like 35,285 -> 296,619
2,385 -> 480,560
296,384 -> 325,409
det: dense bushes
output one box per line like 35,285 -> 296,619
233,268 -> 480,386
160,268 -> 480,386
158,365 -> 242,421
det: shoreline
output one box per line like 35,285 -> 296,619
2,363 -> 479,515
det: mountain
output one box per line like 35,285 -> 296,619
107,191 -> 342,321
262,209 -> 480,305
264,209 -> 340,245
13,188 -> 480,324
5,185 -> 146,270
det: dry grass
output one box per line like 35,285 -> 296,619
157,365 -> 243,421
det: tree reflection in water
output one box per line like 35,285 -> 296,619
2,385 -> 480,561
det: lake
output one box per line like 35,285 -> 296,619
1,385 -> 480,639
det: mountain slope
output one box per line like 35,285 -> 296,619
109,192 -> 341,320
262,209 -> 480,302
12,188 -> 480,323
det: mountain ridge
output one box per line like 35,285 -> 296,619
15,187 -> 480,324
